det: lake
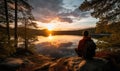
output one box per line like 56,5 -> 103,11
34,34 -> 97,58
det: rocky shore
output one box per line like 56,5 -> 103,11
0,50 -> 120,71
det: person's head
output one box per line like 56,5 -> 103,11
83,31 -> 89,36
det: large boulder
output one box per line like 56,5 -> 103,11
79,58 -> 111,71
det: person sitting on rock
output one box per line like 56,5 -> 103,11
75,31 -> 96,59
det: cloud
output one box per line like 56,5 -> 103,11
29,0 -> 91,23
59,8 -> 91,19
59,17 -> 73,23
29,0 -> 63,23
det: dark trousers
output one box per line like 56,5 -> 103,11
75,48 -> 82,57
75,48 -> 94,59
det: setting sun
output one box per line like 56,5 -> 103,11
46,24 -> 54,31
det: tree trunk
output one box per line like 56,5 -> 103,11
14,0 -> 18,48
25,19 -> 28,50
4,0 -> 10,46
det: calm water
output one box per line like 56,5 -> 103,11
34,34 -> 96,58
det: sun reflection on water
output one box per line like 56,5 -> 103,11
47,33 -> 61,48
35,35 -> 83,47
48,34 -> 53,40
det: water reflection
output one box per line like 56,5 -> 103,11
35,34 -> 97,58
36,34 -> 83,43
48,34 -> 53,40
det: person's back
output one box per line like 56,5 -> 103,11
82,39 -> 96,59
75,31 -> 96,59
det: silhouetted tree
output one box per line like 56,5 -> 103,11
14,0 -> 18,48
79,0 -> 120,24
79,0 -> 120,34
4,0 -> 10,45
0,0 -> 36,55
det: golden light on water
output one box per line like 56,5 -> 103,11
35,35 -> 83,48
47,34 -> 60,48
48,34 -> 53,40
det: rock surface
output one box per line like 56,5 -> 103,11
0,58 -> 23,71
0,54 -> 119,71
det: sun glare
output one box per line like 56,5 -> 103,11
48,34 -> 53,40
46,24 -> 54,31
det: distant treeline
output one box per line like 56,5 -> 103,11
1,25 -> 109,38
52,28 -> 96,36
0,25 -> 96,35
